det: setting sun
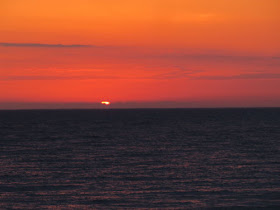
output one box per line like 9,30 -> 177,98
101,101 -> 110,105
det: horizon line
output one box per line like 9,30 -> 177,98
0,106 -> 279,111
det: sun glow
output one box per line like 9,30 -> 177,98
101,101 -> 110,105
0,0 -> 279,108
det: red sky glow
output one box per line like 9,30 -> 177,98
0,0 -> 279,109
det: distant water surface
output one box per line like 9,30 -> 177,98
0,108 -> 279,209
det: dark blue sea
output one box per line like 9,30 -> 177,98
0,108 -> 279,209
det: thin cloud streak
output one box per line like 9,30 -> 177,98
0,42 -> 93,48
0,75 -> 120,81
1,72 -> 280,81
193,73 -> 280,80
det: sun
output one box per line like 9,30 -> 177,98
101,101 -> 110,105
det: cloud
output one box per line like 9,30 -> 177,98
0,75 -> 120,81
193,73 -> 280,80
0,42 -> 92,48
153,52 -> 280,62
2,71 -> 279,81
148,68 -> 203,79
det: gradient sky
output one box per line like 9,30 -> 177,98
0,0 -> 280,108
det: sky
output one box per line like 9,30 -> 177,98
0,0 -> 280,109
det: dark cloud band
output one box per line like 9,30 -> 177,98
0,42 -> 92,48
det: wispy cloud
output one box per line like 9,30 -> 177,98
193,73 -> 280,80
0,75 -> 119,81
147,67 -> 202,80
1,70 -> 279,81
152,52 -> 280,62
0,42 -> 92,48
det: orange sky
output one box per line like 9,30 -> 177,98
0,0 -> 280,108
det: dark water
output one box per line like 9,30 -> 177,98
0,108 -> 279,209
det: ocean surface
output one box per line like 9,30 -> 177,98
0,108 -> 279,209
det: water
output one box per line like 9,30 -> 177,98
0,108 -> 279,209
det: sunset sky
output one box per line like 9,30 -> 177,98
0,0 -> 279,108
